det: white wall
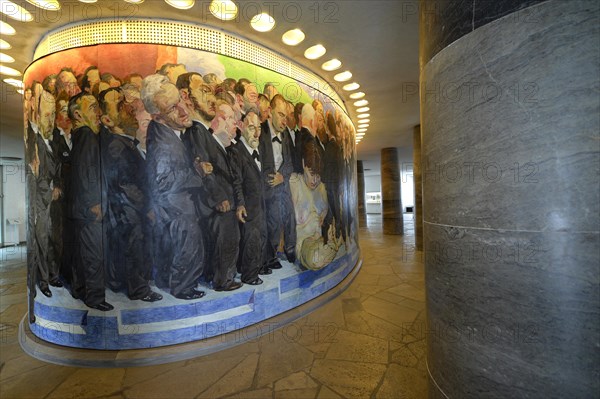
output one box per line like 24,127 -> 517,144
362,146 -> 415,214
1,161 -> 27,244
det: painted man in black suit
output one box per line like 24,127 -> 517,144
34,90 -> 63,297
322,112 -> 344,243
51,92 -> 74,284
293,102 -> 305,174
285,100 -> 302,174
98,89 -> 163,302
203,101 -> 244,291
259,94 -> 297,270
68,92 -> 113,311
25,84 -> 40,322
177,73 -> 241,291
230,110 -> 267,285
141,74 -> 206,300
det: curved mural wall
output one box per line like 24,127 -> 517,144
23,27 -> 359,349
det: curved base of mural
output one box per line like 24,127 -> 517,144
21,250 -> 360,354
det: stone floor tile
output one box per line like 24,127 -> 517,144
353,272 -> 380,285
122,361 -> 188,388
274,387 -> 319,399
0,353 -> 48,381
316,385 -> 342,399
408,338 -> 427,361
325,329 -> 388,364
374,364 -> 428,399
344,310 -> 408,342
48,368 -> 125,399
355,283 -> 391,297
0,293 -> 23,307
223,387 -> 273,399
391,345 -> 420,368
197,353 -> 259,398
310,359 -> 386,399
360,264 -> 394,276
125,354 -> 245,399
256,338 -> 314,387
0,365 -> 76,399
274,371 -> 318,391
376,275 -> 406,288
362,296 -> 421,327
385,283 -> 425,302
389,340 -> 404,352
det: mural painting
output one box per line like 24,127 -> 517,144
23,43 -> 358,348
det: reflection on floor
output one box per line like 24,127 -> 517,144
0,214 -> 427,399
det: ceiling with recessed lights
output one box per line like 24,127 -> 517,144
0,0 -> 419,174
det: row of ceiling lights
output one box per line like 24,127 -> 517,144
0,0 -> 369,143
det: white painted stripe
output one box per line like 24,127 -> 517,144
117,304 -> 255,335
279,260 -> 348,300
35,315 -> 86,335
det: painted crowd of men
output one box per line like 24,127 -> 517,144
24,63 -> 356,312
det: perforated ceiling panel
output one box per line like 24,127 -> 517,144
33,19 -> 347,113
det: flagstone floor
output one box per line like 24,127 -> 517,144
0,214 -> 427,399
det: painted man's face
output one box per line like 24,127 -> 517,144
76,95 -> 101,134
271,100 -> 287,134
189,75 -> 216,121
38,92 -> 56,139
242,112 -> 261,149
154,84 -> 192,131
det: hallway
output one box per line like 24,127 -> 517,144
0,214 -> 427,399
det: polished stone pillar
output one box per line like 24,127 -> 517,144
421,1 -> 599,397
357,160 -> 367,227
381,148 -> 403,235
413,125 -> 423,251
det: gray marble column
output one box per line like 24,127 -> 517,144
420,1 -> 599,398
357,160 -> 367,227
413,125 -> 423,251
381,147 -> 403,235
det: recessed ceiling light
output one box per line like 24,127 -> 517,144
3,78 -> 23,88
164,0 -> 194,9
0,65 -> 21,76
358,124 -> 369,128
356,132 -> 365,136
356,106 -> 369,113
124,0 -> 144,3
357,113 -> 370,118
251,12 -> 275,32
26,0 -> 60,10
304,44 -> 326,60
282,29 -> 305,46
321,59 -> 341,71
0,21 -> 15,35
78,0 -> 97,3
0,39 -> 10,50
0,0 -> 34,21
333,71 -> 352,82
349,91 -> 365,99
358,119 -> 370,124
343,82 -> 359,91
357,128 -> 367,133
0,53 -> 15,63
209,0 -> 237,21
354,99 -> 368,107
